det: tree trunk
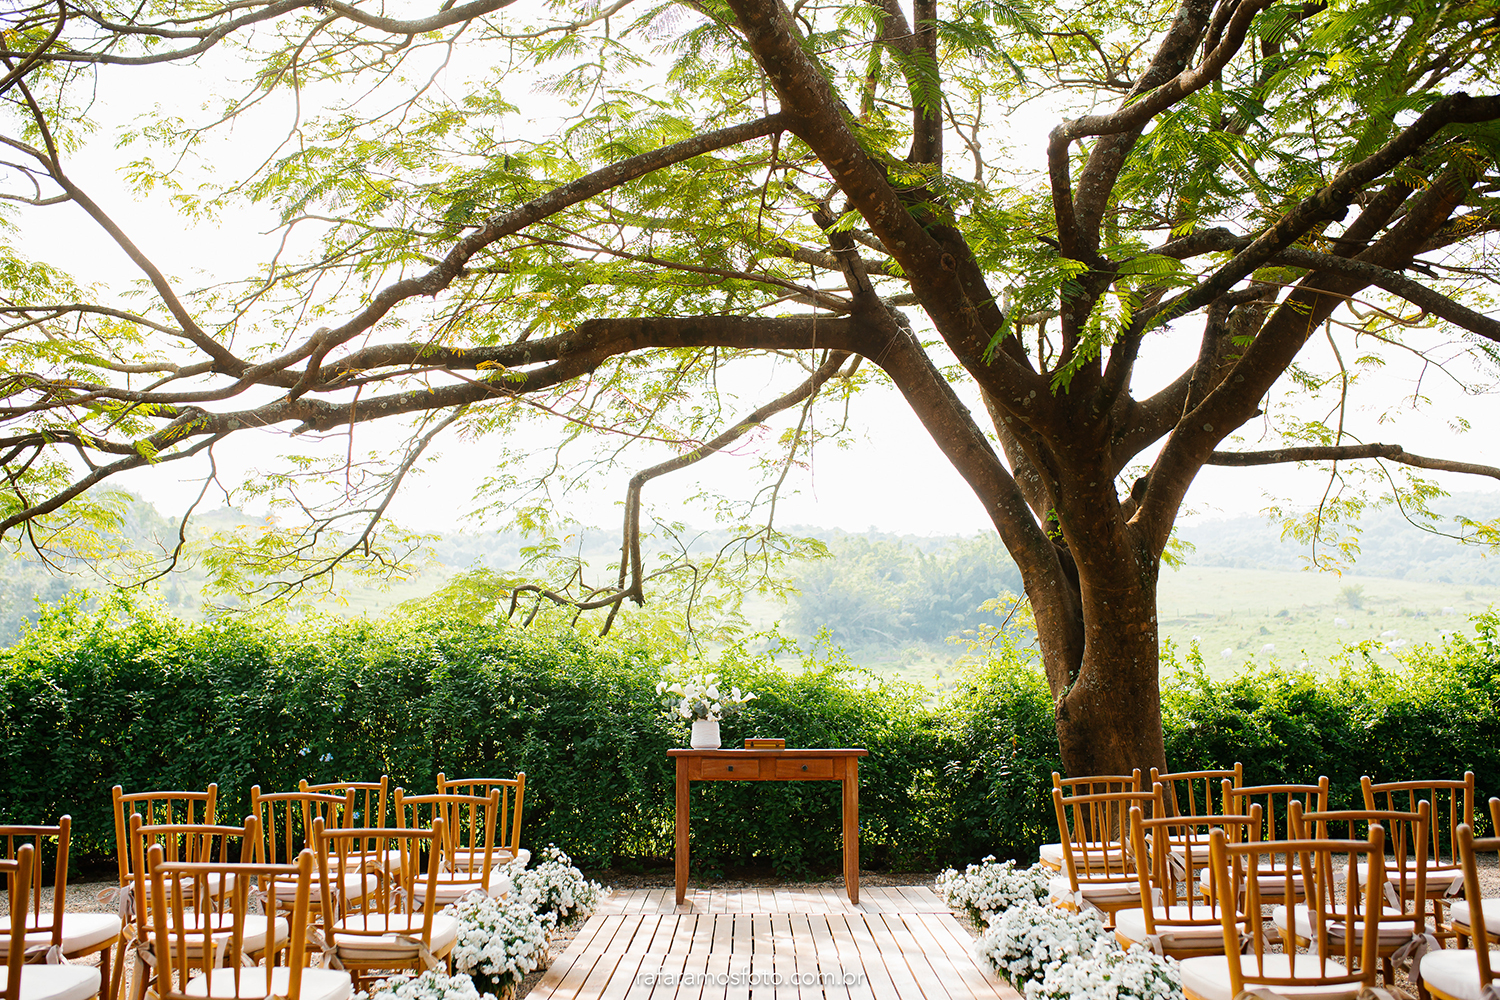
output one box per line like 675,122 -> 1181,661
1029,515 -> 1170,780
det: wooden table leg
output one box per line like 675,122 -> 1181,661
843,756 -> 859,904
675,755 -> 689,905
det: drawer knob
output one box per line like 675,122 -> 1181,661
727,765 -> 734,772
802,765 -> 809,771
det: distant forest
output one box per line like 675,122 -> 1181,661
1176,491 -> 1500,586
0,490 -> 1497,648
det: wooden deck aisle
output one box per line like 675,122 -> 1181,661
526,887 -> 1020,999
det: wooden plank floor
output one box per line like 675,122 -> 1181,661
527,887 -> 1019,999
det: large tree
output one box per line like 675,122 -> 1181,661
2,0 -> 1498,775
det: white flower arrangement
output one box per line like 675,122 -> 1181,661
505,845 -> 607,930
1026,940 -> 1182,1000
443,893 -> 550,1000
975,899 -> 1110,989
935,856 -> 1051,927
655,672 -> 756,721
362,972 -> 497,1000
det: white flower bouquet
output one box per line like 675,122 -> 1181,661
975,900 -> 1109,989
443,893 -> 550,1000
363,972 -> 497,1000
507,845 -> 607,930
655,672 -> 756,721
1026,940 -> 1182,1000
935,857 -> 1051,927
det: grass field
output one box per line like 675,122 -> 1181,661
1156,566 -> 1497,674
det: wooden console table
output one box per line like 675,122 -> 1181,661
668,747 -> 869,904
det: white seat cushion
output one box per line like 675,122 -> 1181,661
1047,874 -> 1141,907
1415,949 -> 1500,1000
1039,841 -> 1124,866
184,967 -> 351,1000
447,846 -> 524,872
145,914 -> 289,958
1272,903 -> 1417,947
0,913 -> 122,954
1115,905 -> 1228,950
1354,861 -> 1463,896
0,964 -> 101,1000
329,913 -> 459,962
1199,865 -> 1306,897
414,872 -> 499,903
1179,954 -> 1363,1000
269,870 -> 377,904
1451,899 -> 1500,935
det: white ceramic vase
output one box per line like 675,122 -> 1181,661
690,718 -> 721,749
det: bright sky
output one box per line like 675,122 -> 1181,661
13,42 -> 1500,541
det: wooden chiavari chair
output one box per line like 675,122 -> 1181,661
1203,777 -> 1330,907
1179,822 -> 1392,1000
394,789 -> 503,905
1283,801 -> 1433,985
249,787 -> 369,919
146,845 -> 350,1000
1049,786 -> 1157,927
435,773 -> 527,869
0,818 -> 121,999
1421,821 -> 1500,1000
1450,797 -> 1500,949
1362,771 -> 1475,944
4,844 -> 102,1000
126,815 -> 286,1000
1115,803 -> 1262,959
1038,770 -> 1142,872
313,819 -> 456,988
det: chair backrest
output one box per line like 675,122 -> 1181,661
1206,821 -> 1387,995
395,788 -> 501,891
1361,772 -> 1473,872
1224,777 -> 1329,841
127,814 -> 258,946
315,819 -> 442,941
1052,787 -> 1157,886
0,819 -> 69,957
1292,801 -> 1431,932
249,787 -> 354,864
112,785 -> 218,886
301,777 -> 392,831
1457,817 -> 1500,993
1052,770 -> 1141,797
1130,802 -> 1262,937
147,845 -> 318,1000
1150,764 -> 1242,819
2,845 -> 35,1000
435,772 -> 525,861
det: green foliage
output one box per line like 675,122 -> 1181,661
787,534 -> 1024,647
3,597 -> 1498,871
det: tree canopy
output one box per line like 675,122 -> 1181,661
2,0 -> 1498,773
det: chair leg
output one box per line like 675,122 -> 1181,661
96,943 -> 115,1000
109,938 -> 129,1000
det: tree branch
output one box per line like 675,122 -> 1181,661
1207,443 -> 1500,482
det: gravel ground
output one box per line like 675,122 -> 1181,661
16,860 -> 1497,1000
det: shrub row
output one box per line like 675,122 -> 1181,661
3,596 -> 1498,872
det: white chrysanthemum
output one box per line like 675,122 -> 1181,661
510,845 -> 606,930
935,857 -> 1052,927
1026,941 -> 1182,1000
365,972 -> 497,1000
975,900 -> 1112,989
443,892 -> 549,993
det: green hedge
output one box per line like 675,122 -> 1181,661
3,597 -> 1498,872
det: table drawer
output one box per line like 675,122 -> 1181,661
700,758 -> 761,780
775,758 -> 835,779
